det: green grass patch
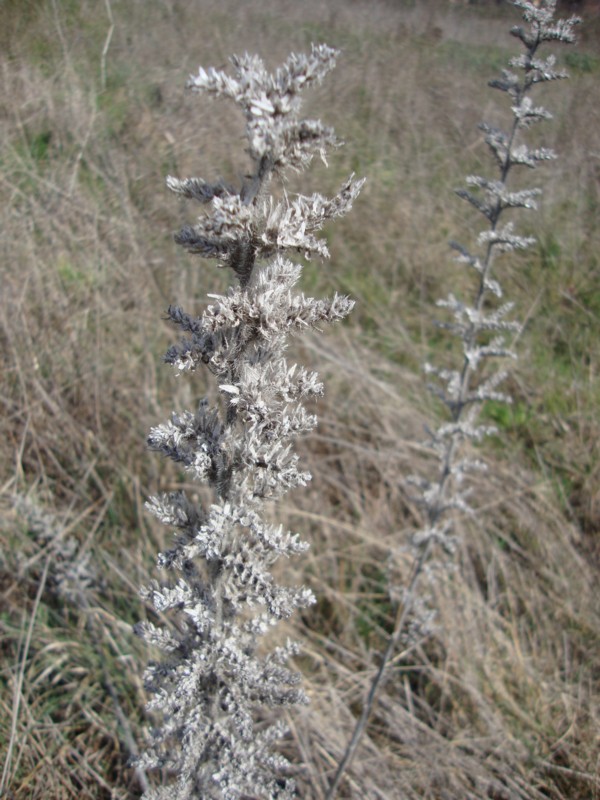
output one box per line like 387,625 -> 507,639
564,50 -> 600,74
434,39 -> 510,76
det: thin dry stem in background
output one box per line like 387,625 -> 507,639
327,2 -> 583,797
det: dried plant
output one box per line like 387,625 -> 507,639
326,2 -> 581,796
134,45 -> 364,799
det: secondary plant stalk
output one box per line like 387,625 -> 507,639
325,2 -> 579,796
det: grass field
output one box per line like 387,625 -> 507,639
1,1 -> 599,797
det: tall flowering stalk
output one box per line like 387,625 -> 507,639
135,45 -> 364,799
419,0 -> 580,544
327,2 -> 579,796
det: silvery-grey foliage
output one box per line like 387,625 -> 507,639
14,494 -> 98,604
326,4 -> 579,797
411,0 -> 579,554
135,44 -> 363,799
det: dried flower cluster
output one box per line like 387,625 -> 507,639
135,45 -> 363,800
413,0 -> 579,559
326,3 -> 580,795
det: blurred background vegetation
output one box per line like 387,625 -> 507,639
1,1 -> 599,797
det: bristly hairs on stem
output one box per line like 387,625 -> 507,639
134,45 -> 364,800
325,3 -> 580,797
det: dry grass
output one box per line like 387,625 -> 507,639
1,0 -> 599,798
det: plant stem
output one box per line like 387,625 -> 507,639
325,538 -> 433,800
